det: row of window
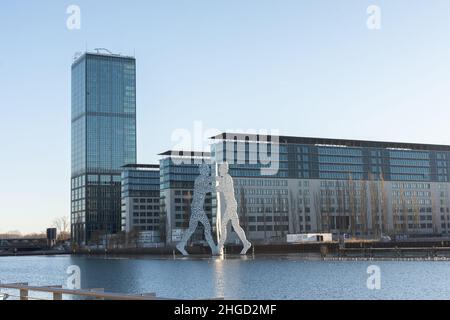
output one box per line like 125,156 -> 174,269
319,172 -> 364,180
132,219 -> 159,225
392,191 -> 432,197
392,182 -> 431,189
247,225 -> 289,232
235,179 -> 288,187
390,167 -> 430,174
246,216 -> 290,222
245,198 -> 289,205
318,164 -> 364,172
132,205 -> 160,210
318,147 -> 362,156
389,150 -> 430,159
393,224 -> 434,229
175,206 -> 212,212
244,207 -> 311,213
318,156 -> 363,164
235,189 -> 289,196
132,212 -> 158,217
132,198 -> 159,203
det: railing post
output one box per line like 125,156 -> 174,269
53,292 -> 63,300
20,289 -> 28,300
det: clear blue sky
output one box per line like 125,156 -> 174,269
1,0 -> 450,233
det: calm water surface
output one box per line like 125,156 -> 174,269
1,254 -> 449,299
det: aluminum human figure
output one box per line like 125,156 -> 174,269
216,162 -> 252,255
176,163 -> 218,255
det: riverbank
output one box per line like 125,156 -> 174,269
0,249 -> 70,257
4,239 -> 450,259
69,239 -> 450,259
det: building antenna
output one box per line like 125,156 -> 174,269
94,48 -> 114,55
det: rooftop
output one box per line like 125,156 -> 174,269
158,150 -> 211,158
122,164 -> 160,169
72,49 -> 135,65
210,132 -> 450,152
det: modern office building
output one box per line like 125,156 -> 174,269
209,132 -> 450,242
159,151 -> 214,245
71,51 -> 137,244
68,49 -> 450,246
121,164 -> 161,241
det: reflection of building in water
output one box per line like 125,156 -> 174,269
121,164 -> 161,242
159,151 -> 215,245
210,133 -> 450,241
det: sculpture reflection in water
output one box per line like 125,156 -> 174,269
176,162 -> 251,256
176,163 -> 218,256
216,162 -> 252,255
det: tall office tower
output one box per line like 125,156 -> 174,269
71,51 -> 137,245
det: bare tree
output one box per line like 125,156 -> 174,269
324,183 -> 332,233
159,195 -> 167,244
400,187 -> 408,234
272,197 -> 278,239
380,173 -> 389,235
128,227 -> 140,248
116,230 -> 126,248
289,192 -> 296,234
52,216 -> 70,241
262,203 -> 267,242
90,229 -> 104,248
239,187 -> 248,234
392,197 -> 400,236
281,195 -> 289,238
411,193 -> 420,235
368,173 -> 379,237
360,180 -> 368,237
431,195 -> 438,235
299,192 -> 306,232
336,181 -> 346,235
313,190 -> 322,232
0,231 -> 21,239
445,191 -> 450,235
348,174 -> 357,236
183,192 -> 193,241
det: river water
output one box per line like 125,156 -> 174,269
0,254 -> 449,300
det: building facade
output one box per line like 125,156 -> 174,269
210,133 -> 450,242
71,52 -> 137,244
159,151 -> 215,245
121,164 -> 161,241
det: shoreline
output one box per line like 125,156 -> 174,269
3,240 -> 450,260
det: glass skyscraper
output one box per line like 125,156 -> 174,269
71,52 -> 137,245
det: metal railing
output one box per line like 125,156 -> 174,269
0,283 -> 224,300
0,283 -> 161,300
